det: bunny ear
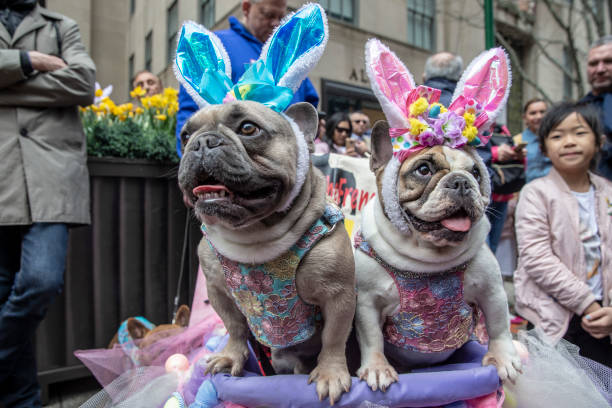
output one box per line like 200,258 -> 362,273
364,39 -> 416,129
173,21 -> 233,108
259,3 -> 328,92
450,47 -> 511,131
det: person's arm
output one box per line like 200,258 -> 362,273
0,20 -> 95,107
175,85 -> 200,157
515,185 -> 595,315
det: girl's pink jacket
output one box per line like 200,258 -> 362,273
514,167 -> 612,343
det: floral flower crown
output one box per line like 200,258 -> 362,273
365,39 -> 511,163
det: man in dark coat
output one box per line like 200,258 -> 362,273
580,35 -> 612,180
0,1 -> 95,406
422,51 -> 464,107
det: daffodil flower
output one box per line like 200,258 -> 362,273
94,82 -> 113,105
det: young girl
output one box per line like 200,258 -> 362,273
514,102 -> 612,367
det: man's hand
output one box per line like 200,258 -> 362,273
28,51 -> 67,72
354,140 -> 370,156
497,144 -> 518,162
582,307 -> 612,339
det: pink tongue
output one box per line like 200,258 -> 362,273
441,216 -> 471,232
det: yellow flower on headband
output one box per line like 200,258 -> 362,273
462,125 -> 478,142
463,112 -> 475,126
409,97 -> 429,116
409,118 -> 427,135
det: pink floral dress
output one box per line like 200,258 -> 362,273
203,204 -> 344,348
354,231 -> 480,353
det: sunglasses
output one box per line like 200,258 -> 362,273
352,119 -> 368,124
335,127 -> 351,134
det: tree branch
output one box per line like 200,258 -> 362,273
495,32 -> 554,104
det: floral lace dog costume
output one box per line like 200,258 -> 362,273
202,204 -> 344,348
354,231 -> 480,353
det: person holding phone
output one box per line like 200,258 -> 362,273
324,112 -> 366,157
514,98 -> 550,183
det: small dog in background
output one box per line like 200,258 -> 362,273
108,304 -> 191,364
353,40 -> 521,392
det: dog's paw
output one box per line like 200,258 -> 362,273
482,338 -> 523,384
205,340 -> 249,377
357,352 -> 399,392
308,361 -> 351,405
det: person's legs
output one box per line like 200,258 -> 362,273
0,223 -> 68,407
486,200 -> 508,254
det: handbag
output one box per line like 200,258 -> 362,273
489,133 -> 526,195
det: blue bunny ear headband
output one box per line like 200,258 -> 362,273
173,3 -> 328,213
173,2 -> 328,112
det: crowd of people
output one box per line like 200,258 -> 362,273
0,0 -> 611,406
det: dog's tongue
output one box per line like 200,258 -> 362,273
441,216 -> 471,232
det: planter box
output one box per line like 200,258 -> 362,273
36,157 -> 202,400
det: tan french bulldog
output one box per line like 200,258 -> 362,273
178,101 -> 355,404
354,40 -> 522,392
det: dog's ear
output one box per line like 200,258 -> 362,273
284,102 -> 318,153
127,318 -> 150,340
174,305 -> 191,327
370,120 -> 392,172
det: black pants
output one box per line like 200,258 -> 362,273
564,314 -> 612,368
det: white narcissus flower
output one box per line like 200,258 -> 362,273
94,82 -> 113,105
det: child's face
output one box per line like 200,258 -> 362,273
544,112 -> 598,175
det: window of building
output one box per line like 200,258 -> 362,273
130,0 -> 135,15
319,0 -> 355,23
167,1 -> 178,64
128,54 -> 134,93
563,45 -> 574,100
145,31 -> 152,72
406,0 -> 435,50
200,0 -> 215,28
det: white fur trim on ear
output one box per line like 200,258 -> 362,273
173,20 -> 232,109
381,156 -> 412,234
261,3 -> 329,93
364,38 -> 413,129
451,47 -> 512,130
277,114 -> 310,212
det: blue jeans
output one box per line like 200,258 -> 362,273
486,200 -> 508,254
0,223 -> 68,408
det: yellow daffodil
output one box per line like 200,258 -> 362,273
155,114 -> 167,121
409,97 -> 429,116
130,86 -> 146,98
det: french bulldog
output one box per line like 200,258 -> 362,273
178,100 -> 356,404
354,40 -> 522,392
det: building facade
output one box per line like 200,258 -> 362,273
46,0 -> 610,134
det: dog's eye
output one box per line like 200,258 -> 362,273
415,164 -> 432,177
238,122 -> 259,136
471,166 -> 481,182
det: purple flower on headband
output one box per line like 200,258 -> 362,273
433,111 -> 467,148
420,129 -> 443,147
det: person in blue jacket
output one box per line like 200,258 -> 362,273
175,0 -> 320,157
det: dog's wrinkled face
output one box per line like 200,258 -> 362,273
178,101 -> 316,228
396,145 -> 489,246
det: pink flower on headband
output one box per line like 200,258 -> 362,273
433,112 -> 467,148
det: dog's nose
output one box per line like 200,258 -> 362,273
192,133 -> 225,152
445,174 -> 472,196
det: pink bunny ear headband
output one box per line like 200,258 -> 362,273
365,39 -> 511,163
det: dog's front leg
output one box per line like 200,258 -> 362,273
355,294 -> 398,391
198,243 -> 251,377
354,251 -> 399,391
466,248 -> 522,383
299,227 -> 355,405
